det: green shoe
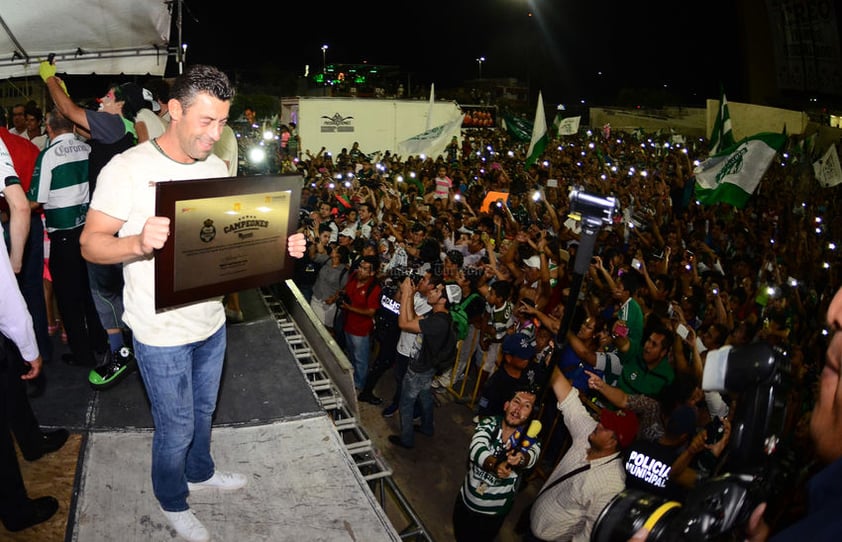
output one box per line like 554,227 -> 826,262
88,346 -> 137,390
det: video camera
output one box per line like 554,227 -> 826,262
298,208 -> 314,229
566,188 -> 619,277
592,342 -> 795,542
387,266 -> 423,287
568,188 -> 618,229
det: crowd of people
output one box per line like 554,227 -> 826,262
2,58 -> 842,539
290,120 -> 842,539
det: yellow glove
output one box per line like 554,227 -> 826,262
39,60 -> 56,82
39,60 -> 68,95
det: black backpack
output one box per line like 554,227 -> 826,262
426,312 -> 457,376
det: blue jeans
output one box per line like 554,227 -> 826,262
389,353 -> 411,407
344,332 -> 371,390
399,367 -> 435,447
134,324 -> 226,512
86,261 -> 125,330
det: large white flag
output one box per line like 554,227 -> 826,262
813,144 -> 842,187
397,114 -> 463,158
525,91 -> 547,169
694,132 -> 786,208
556,116 -> 581,136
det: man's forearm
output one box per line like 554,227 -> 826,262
6,186 -> 30,271
8,209 -> 28,269
45,77 -> 88,130
80,231 -> 144,265
600,382 -> 628,409
550,367 -> 572,403
397,289 -> 417,327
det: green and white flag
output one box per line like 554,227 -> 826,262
709,86 -> 735,156
694,132 -> 786,208
555,116 -> 581,136
397,114 -> 463,158
524,91 -> 547,170
813,144 -> 842,188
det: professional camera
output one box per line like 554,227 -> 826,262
566,188 -> 619,277
298,208 -> 314,228
387,266 -> 423,286
568,187 -> 618,228
335,291 -> 351,308
592,342 -> 796,542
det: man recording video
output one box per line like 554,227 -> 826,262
630,286 -> 842,540
744,285 -> 842,539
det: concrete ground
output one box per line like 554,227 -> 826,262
6,289 -> 547,541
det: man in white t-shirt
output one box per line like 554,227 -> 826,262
76,64 -> 305,542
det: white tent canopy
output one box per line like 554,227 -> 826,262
0,0 -> 174,79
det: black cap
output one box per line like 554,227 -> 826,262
446,250 -> 464,268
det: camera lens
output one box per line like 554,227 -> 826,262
592,489 -> 681,542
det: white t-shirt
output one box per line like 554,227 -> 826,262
396,292 -> 431,358
90,141 -> 228,346
135,108 -> 167,141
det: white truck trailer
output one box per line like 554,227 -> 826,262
280,96 -> 463,159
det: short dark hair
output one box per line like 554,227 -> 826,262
24,104 -> 42,122
619,270 -> 640,294
170,64 -> 235,111
490,280 -> 513,301
149,78 -> 171,102
333,245 -> 350,263
419,238 -> 442,267
648,325 -> 674,351
46,108 -> 74,133
511,383 -> 539,400
446,249 -> 464,268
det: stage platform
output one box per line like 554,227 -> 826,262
18,289 -> 402,541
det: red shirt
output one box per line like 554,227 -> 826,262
0,128 -> 39,189
342,272 -> 381,336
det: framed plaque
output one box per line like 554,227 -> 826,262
154,174 -> 302,311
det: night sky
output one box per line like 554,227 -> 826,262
181,0 -> 741,106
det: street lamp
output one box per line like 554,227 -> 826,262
476,56 -> 485,79
321,44 -> 329,96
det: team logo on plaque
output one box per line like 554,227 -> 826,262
200,218 -> 217,243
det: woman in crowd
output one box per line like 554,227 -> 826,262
309,245 -> 350,333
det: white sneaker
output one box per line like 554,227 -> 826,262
187,471 -> 248,492
160,507 -> 210,542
